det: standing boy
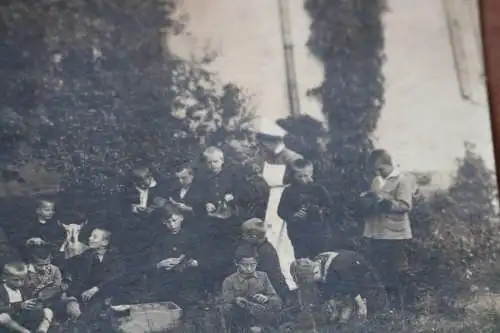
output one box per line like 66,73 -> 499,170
277,159 -> 331,259
196,147 -> 244,292
361,149 -> 415,311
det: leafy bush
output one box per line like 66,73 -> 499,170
304,0 -> 387,247
408,143 -> 500,309
0,0 -> 256,198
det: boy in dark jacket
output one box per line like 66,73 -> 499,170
62,228 -> 125,319
277,159 -> 331,259
147,208 -> 201,306
238,218 -> 289,302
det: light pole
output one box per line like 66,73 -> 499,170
278,0 -> 301,117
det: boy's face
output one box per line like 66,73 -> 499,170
236,257 -> 258,276
88,229 -> 109,249
163,214 -> 183,233
176,169 -> 193,187
293,166 -> 314,185
206,153 -> 224,173
134,170 -> 154,189
33,261 -> 51,273
37,201 -> 55,220
371,159 -> 394,179
3,271 -> 27,289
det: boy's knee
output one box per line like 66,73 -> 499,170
43,308 -> 54,320
0,313 -> 12,324
66,301 -> 82,319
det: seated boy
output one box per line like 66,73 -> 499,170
221,247 -> 282,333
62,228 -> 125,319
115,166 -> 166,265
277,158 -> 331,259
238,218 -> 289,302
13,198 -> 65,261
146,208 -> 201,306
0,261 -> 53,333
23,238 -> 82,324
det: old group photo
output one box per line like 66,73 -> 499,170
0,0 -> 498,332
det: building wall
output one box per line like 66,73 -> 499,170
168,0 -> 495,174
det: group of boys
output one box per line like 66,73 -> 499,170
0,143 -> 415,332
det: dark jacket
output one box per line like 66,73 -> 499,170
254,240 -> 289,300
62,248 -> 125,299
239,175 -> 270,221
148,227 -> 199,269
116,180 -> 167,216
315,251 -> 388,314
277,182 -> 331,234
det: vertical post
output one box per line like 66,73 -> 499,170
278,0 -> 301,117
443,0 -> 471,101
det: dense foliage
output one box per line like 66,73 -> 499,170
0,0 -> 257,201
304,0 -> 387,247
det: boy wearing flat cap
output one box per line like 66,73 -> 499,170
238,218 -> 289,301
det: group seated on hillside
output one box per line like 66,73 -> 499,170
0,146 -> 415,332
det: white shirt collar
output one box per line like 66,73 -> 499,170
135,178 -> 157,192
274,143 -> 285,155
319,252 -> 339,282
3,284 -> 22,303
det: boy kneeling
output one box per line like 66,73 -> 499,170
221,247 -> 282,333
0,261 -> 53,333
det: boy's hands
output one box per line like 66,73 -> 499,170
293,207 -> 307,219
131,204 -> 145,213
169,198 -> 193,212
157,257 -> 183,270
253,294 -> 269,304
81,286 -> 99,301
235,296 -> 247,307
20,299 -> 40,311
205,203 -> 216,213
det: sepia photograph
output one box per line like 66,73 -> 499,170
0,0 -> 498,332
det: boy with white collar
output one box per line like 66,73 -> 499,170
291,251 -> 387,324
0,261 -> 53,333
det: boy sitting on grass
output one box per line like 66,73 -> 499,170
148,208 -> 201,307
0,261 -> 53,333
221,247 -> 282,333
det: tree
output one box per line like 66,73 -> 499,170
304,0 -> 387,246
0,0 -> 255,196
